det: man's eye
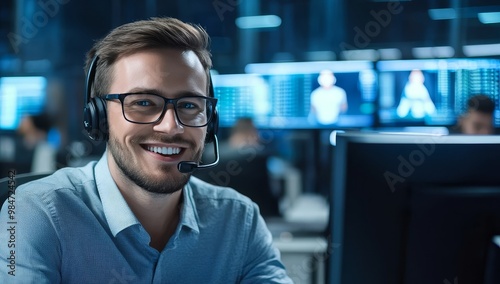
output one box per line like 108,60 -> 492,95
178,102 -> 198,109
134,100 -> 154,106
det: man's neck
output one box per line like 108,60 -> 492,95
122,184 -> 182,251
106,151 -> 184,251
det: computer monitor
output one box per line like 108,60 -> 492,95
377,58 -> 500,127
244,60 -> 377,129
329,132 -> 500,284
211,73 -> 271,128
0,76 -> 47,130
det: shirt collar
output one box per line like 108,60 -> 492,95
95,152 -> 140,237
180,181 -> 200,234
95,152 -> 201,237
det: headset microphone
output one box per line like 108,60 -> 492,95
177,135 -> 220,173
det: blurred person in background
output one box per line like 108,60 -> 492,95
228,117 -> 261,148
17,113 -> 57,173
451,94 -> 495,135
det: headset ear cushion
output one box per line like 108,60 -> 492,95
205,109 -> 218,144
83,97 -> 108,141
95,97 -> 108,141
83,100 -> 97,140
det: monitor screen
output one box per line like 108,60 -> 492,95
211,73 -> 271,128
0,76 -> 47,130
377,58 -> 500,127
329,132 -> 500,284
241,60 -> 377,129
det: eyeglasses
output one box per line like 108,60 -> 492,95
104,93 -> 217,127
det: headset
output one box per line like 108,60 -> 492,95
82,55 -> 219,173
83,55 -> 108,141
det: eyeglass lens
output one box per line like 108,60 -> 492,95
122,94 -> 212,126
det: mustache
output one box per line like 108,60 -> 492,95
131,133 -> 197,148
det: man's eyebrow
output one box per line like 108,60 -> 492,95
126,88 -> 207,97
126,87 -> 163,94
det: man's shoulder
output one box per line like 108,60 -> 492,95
15,161 -> 98,200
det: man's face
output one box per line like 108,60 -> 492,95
17,116 -> 35,137
106,48 -> 208,194
460,110 -> 494,135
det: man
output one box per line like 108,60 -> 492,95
17,113 -> 57,173
227,117 -> 262,148
453,94 -> 495,134
0,17 -> 291,283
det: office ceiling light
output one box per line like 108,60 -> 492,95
463,43 -> 500,57
412,46 -> 454,58
378,48 -> 402,60
304,51 -> 336,61
340,49 -> 379,61
428,8 -> 457,20
235,15 -> 282,29
478,12 -> 500,24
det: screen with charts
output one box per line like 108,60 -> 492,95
211,73 -> 271,128
243,60 -> 377,129
377,58 -> 500,127
0,76 -> 47,130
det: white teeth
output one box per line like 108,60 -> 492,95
147,146 -> 180,155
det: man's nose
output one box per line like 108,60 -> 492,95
152,106 -> 184,134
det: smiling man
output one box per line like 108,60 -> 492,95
0,17 -> 291,283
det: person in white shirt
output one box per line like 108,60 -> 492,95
309,69 -> 348,125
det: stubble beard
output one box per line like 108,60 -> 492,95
108,133 -> 204,195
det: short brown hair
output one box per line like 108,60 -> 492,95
84,17 -> 212,97
467,94 -> 495,115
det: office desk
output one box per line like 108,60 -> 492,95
273,236 -> 328,284
269,194 -> 330,284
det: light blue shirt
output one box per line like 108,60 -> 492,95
0,153 -> 291,283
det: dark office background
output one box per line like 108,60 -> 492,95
1,0 -> 500,194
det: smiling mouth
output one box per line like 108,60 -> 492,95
144,145 -> 182,156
